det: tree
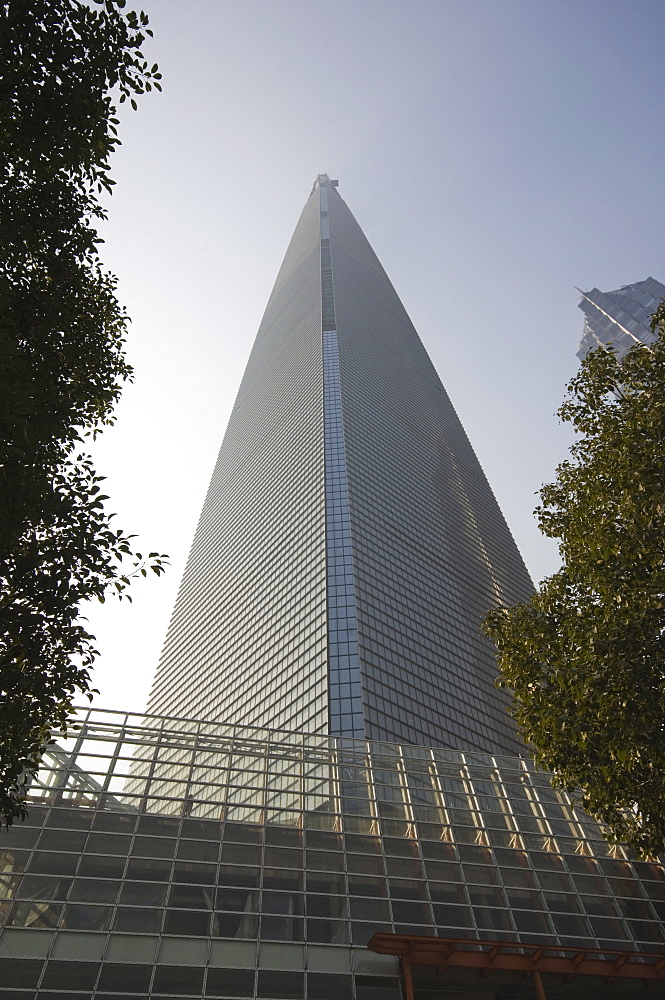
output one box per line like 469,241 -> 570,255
484,305 -> 665,856
0,0 -> 166,827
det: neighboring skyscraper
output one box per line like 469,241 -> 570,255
577,276 -> 665,361
148,175 -> 533,756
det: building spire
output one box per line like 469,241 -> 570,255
310,173 -> 339,196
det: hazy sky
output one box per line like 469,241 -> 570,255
84,0 -> 665,715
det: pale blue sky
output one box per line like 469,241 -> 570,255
86,0 -> 665,713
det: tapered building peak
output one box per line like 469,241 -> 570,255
311,173 -> 339,195
148,180 -> 533,755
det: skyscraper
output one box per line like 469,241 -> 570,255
148,175 -> 533,756
2,178 -> 665,1000
577,276 -> 665,361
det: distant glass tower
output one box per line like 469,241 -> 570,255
148,176 -> 533,756
577,276 -> 665,361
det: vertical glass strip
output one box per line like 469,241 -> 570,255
320,185 -> 364,739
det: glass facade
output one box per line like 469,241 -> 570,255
321,182 -> 364,740
148,186 -> 328,735
577,276 -> 665,361
1,708 -> 664,999
325,178 -> 533,753
323,326 -> 364,740
147,174 -> 533,756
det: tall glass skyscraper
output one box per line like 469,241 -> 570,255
2,179 -> 664,1000
148,175 -> 533,756
577,277 -> 665,361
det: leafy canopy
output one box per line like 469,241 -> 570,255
484,305 -> 665,856
0,0 -> 165,827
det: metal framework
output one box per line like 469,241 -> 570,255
27,707 -> 609,851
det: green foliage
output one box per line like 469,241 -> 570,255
0,1 -> 166,827
484,309 -> 665,856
